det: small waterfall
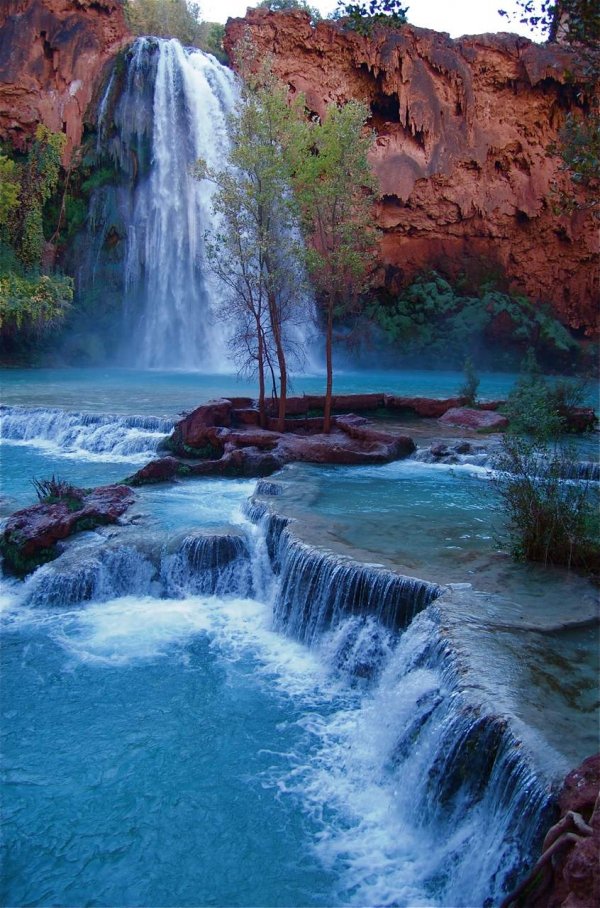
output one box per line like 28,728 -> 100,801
330,608 -> 555,906
251,508 -> 442,645
24,545 -> 157,608
162,532 -> 253,598
0,406 -> 172,460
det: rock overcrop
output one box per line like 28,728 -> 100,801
0,483 -> 134,576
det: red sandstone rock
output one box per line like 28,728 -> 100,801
171,399 -> 233,452
438,407 -> 509,430
0,0 -> 131,161
384,395 -> 467,417
1,483 -> 134,575
517,753 -> 600,908
336,414 -> 415,456
225,10 -> 598,336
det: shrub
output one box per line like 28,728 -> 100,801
458,356 -> 479,406
493,435 -> 600,572
32,476 -> 84,509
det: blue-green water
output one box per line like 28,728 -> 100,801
1,366 -> 520,414
1,367 -> 598,907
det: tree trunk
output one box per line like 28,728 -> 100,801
323,298 -> 333,433
257,327 -> 266,429
267,288 -> 287,433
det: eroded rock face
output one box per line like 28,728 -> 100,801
225,9 -> 598,336
0,0 -> 130,159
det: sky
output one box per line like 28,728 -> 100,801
199,1 -> 541,40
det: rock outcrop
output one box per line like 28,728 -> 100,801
502,753 -> 600,908
0,483 -> 134,576
0,0 -> 130,160
128,397 -> 416,485
225,10 -> 598,336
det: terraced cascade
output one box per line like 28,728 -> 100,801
1,371 -> 597,906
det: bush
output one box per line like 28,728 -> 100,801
503,352 -> 593,440
493,435 -> 600,572
367,272 -> 582,371
32,476 -> 84,508
458,356 -> 479,406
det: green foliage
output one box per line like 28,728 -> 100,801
258,0 -> 322,23
499,3 -> 600,215
503,355 -> 592,440
493,434 -> 600,571
332,0 -> 408,35
287,97 -> 379,429
124,0 -> 204,45
0,154 -> 20,227
498,1 -> 600,42
196,45 -> 309,424
0,266 -> 72,334
368,272 -> 580,369
459,357 -> 480,406
32,475 -> 84,509
198,21 -> 227,62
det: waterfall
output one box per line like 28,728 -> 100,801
0,405 -> 172,460
89,38 -> 238,369
2,483 -> 561,905
162,532 -> 253,598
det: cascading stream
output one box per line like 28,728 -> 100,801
1,488 -> 560,907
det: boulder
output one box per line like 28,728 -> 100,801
127,457 -> 186,485
1,484 -> 134,576
168,399 -> 233,455
438,407 -> 509,431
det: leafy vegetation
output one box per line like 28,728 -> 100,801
493,434 -> 599,571
32,475 -> 84,509
368,272 -> 582,371
458,357 -> 480,406
332,0 -> 408,35
196,42 -> 309,429
502,350 -> 592,438
287,99 -> 379,431
493,352 -> 599,574
499,1 -> 600,217
123,0 -> 226,59
257,0 -> 322,23
0,128 -> 73,360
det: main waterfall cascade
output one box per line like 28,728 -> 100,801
3,418 -> 583,906
83,39 -> 236,369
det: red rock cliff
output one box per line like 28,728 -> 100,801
225,9 -> 598,336
0,0 -> 130,160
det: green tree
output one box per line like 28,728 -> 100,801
195,50 -> 307,430
332,0 -> 408,34
124,0 -> 204,46
288,100 -> 379,432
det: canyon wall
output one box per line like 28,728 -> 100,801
0,0 -> 130,160
225,10 -> 598,336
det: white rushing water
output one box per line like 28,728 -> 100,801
92,39 -> 239,369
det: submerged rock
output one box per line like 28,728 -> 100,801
0,484 -> 134,577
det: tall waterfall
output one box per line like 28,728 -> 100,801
94,39 -> 238,370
